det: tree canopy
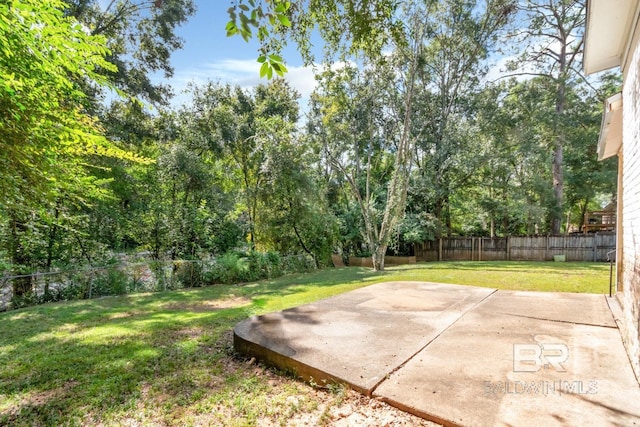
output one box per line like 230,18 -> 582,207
0,0 -> 620,288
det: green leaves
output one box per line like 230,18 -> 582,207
258,53 -> 288,79
226,0 -> 292,79
0,0 -> 150,217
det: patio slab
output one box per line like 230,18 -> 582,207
233,282 -> 640,426
234,281 -> 495,394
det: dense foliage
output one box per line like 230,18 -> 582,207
1,0 -> 619,296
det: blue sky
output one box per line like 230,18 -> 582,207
160,1 -> 319,108
151,1 -> 535,110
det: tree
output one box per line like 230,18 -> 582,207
308,16 -> 426,271
66,0 -> 196,106
512,0 -> 586,233
226,0 -> 401,77
474,79 -> 558,235
226,1 -> 420,270
308,65 -> 393,262
306,1 -> 513,268
563,73 -> 620,230
162,78 -> 322,259
410,0 -> 515,235
256,116 -> 338,266
0,0 -> 147,295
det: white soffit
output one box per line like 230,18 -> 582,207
598,93 -> 623,160
584,0 -> 638,75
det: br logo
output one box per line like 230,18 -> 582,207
513,343 -> 569,372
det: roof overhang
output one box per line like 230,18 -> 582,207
584,0 -> 639,75
598,93 -> 623,160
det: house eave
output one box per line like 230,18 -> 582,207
598,93 -> 623,161
584,0 -> 639,75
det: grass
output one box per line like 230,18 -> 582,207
0,261 -> 611,426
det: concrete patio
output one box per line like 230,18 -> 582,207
233,282 -> 640,426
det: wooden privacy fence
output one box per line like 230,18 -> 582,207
415,233 -> 616,262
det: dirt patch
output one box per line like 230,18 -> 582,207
1,380 -> 79,421
220,330 -> 440,427
163,296 -> 250,312
175,326 -> 204,339
28,380 -> 78,407
256,387 -> 441,426
107,310 -> 144,320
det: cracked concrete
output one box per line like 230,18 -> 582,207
234,282 -> 640,426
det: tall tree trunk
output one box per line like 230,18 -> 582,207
579,199 -> 590,231
552,72 -> 566,234
434,197 -> 445,237
551,142 -> 564,234
372,243 -> 386,271
444,193 -> 452,237
518,0 -> 585,234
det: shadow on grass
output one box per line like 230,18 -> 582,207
0,307 -> 251,425
0,262 -> 610,425
0,267 -> 384,426
0,267 -> 378,336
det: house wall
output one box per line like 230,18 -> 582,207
620,25 -> 640,380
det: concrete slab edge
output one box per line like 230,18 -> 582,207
233,326 -> 371,395
374,396 -> 463,427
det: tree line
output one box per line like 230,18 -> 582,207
1,0 -> 619,293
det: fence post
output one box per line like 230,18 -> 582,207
545,235 -> 550,261
438,238 -> 443,261
593,232 -> 598,262
479,238 -> 483,261
506,236 -> 510,260
471,237 -> 474,261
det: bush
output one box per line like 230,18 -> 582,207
4,251 -> 319,311
91,268 -> 129,296
205,250 -> 299,285
60,274 -> 91,301
173,261 -> 203,288
265,251 -> 282,277
206,252 -> 249,285
282,254 -> 316,274
10,292 -> 38,310
245,251 -> 282,281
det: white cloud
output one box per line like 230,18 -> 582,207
484,55 -> 538,84
166,58 -> 318,110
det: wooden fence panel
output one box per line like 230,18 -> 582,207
596,233 -> 616,261
415,233 -> 615,262
442,238 -> 472,260
510,236 -> 546,261
479,238 -> 508,261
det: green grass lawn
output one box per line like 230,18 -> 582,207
0,261 -> 611,426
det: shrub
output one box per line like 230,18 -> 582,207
282,254 -> 315,274
91,268 -> 129,296
265,251 -> 282,277
173,261 -> 203,288
206,252 -> 249,285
